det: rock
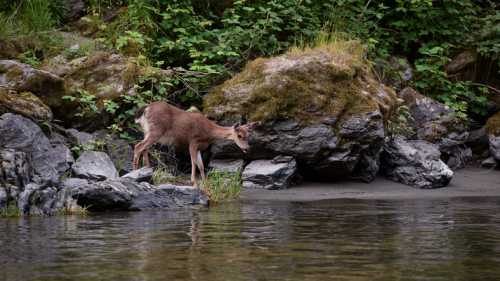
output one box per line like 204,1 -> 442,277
0,149 -> 32,188
376,56 -> 413,91
399,87 -> 470,169
381,137 -> 453,189
72,178 -> 208,211
242,156 -> 297,190
93,131 -> 134,174
72,151 -> 119,180
486,112 -> 500,161
0,113 -> 72,185
62,0 -> 85,22
466,127 -> 490,157
0,60 -> 65,108
0,186 -> 6,208
61,178 -> 89,190
489,135 -> 500,161
122,167 -> 154,182
481,157 -> 497,169
15,183 -> 77,215
204,44 -> 396,182
208,159 -> 244,174
66,128 -> 96,146
0,89 -> 53,120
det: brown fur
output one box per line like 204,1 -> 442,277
133,101 -> 258,187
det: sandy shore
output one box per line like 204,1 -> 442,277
241,167 -> 500,201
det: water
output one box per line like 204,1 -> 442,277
1,198 -> 500,281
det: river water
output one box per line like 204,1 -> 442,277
1,197 -> 500,281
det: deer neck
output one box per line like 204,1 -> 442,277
211,124 -> 233,141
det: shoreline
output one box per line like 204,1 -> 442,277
241,167 -> 500,201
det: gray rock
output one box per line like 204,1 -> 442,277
93,131 -> 134,174
466,127 -> 490,156
0,186 -> 6,208
61,177 -> 89,190
66,128 -> 96,146
489,135 -> 500,161
0,113 -> 72,185
15,183 -> 77,215
72,178 -> 208,211
0,149 -> 32,188
242,156 -> 297,190
17,183 -> 40,213
72,151 -> 118,180
399,87 -> 470,169
62,0 -> 85,21
212,113 -> 384,182
481,157 -> 497,169
122,167 -> 154,182
208,159 -> 244,174
381,137 -> 453,189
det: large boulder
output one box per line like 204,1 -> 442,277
0,88 -> 53,120
205,43 -> 396,182
242,156 -> 297,190
72,151 -> 119,180
486,112 -> 500,162
399,87 -> 471,169
122,167 -> 154,182
0,113 -> 73,185
381,137 -> 453,189
0,60 -> 65,108
72,178 -> 208,211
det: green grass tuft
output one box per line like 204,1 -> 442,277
202,169 -> 242,203
0,202 -> 22,218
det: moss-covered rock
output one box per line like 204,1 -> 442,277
205,42 -> 397,182
0,88 -> 53,120
205,42 -> 396,124
0,60 -> 66,108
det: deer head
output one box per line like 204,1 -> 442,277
231,122 -> 260,153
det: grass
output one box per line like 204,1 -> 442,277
0,203 -> 22,218
152,166 -> 191,186
56,205 -> 90,216
202,169 -> 242,203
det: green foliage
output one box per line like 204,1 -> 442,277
386,105 -> 414,138
0,202 -> 22,218
203,169 -> 242,202
62,89 -> 98,117
413,45 -> 489,119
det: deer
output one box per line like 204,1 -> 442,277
133,101 -> 258,188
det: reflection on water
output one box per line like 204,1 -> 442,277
1,198 -> 500,281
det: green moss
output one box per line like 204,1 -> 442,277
486,112 -> 500,136
204,41 -> 395,126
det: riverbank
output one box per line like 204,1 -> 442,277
241,167 -> 500,201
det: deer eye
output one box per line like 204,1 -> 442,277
238,134 -> 243,139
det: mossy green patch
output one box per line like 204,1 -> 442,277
204,41 -> 396,125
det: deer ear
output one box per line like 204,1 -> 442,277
233,123 -> 241,130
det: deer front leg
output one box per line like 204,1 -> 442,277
195,151 -> 206,182
133,142 -> 145,170
142,148 -> 150,167
189,143 -> 199,188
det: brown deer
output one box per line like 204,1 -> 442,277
133,101 -> 258,187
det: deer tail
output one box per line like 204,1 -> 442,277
134,105 -> 147,123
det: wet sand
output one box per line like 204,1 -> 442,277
241,167 -> 500,201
